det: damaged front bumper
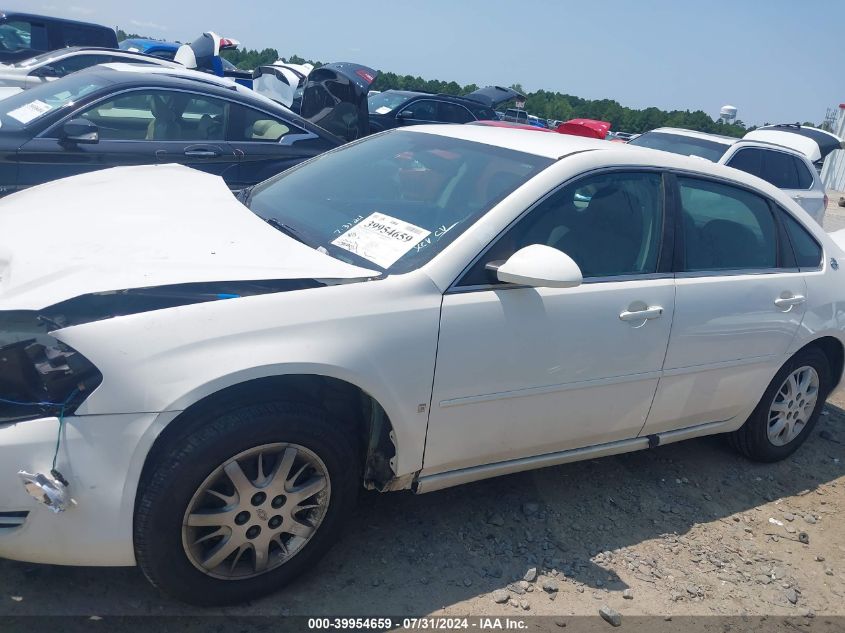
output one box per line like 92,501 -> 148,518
0,411 -> 170,566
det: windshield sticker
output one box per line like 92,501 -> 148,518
331,212 -> 431,268
7,100 -> 52,124
375,106 -> 392,115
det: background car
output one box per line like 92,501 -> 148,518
745,123 -> 844,173
1,126 -> 842,606
0,11 -> 117,63
629,127 -> 829,224
0,63 -> 347,194
0,46 -> 180,90
367,86 -> 519,132
119,37 -> 185,60
502,107 -> 529,124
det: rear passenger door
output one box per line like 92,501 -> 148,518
641,175 -> 806,435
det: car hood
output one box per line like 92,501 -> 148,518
0,164 -> 378,312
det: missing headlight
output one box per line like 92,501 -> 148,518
0,314 -> 102,423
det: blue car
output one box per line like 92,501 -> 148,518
119,33 -> 252,87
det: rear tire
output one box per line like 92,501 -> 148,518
730,347 -> 831,462
134,401 -> 359,606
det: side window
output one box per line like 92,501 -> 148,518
148,50 -> 176,60
679,177 -> 777,272
726,148 -> 764,179
438,102 -> 473,124
402,100 -> 437,121
79,90 -> 228,141
779,208 -> 822,269
49,54 -> 112,77
761,150 -> 801,189
458,171 -> 663,286
229,105 -> 296,142
0,19 -> 47,52
792,156 -> 814,189
61,25 -> 110,47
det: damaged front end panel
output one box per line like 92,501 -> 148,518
0,278 -> 340,422
0,312 -> 102,424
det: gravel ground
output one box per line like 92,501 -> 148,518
0,196 -> 844,625
0,402 -> 842,623
824,189 -> 845,233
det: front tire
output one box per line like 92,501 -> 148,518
134,401 -> 359,605
730,347 -> 831,462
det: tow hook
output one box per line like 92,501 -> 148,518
18,471 -> 74,513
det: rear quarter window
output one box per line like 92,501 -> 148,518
793,156 -> 814,189
779,208 -> 822,269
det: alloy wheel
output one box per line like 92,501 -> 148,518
182,443 -> 331,579
767,365 -> 819,447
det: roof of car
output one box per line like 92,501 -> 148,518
0,10 -> 115,30
120,38 -> 179,50
379,89 -> 492,108
647,127 -> 818,164
647,127 -> 739,145
402,124 -> 806,198
404,123 -> 621,159
31,46 -> 175,61
89,63 -> 297,114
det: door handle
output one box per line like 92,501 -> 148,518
619,306 -> 663,322
184,149 -> 220,158
774,294 -> 806,310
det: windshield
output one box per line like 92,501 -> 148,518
0,72 -> 108,129
247,130 -> 553,274
368,91 -> 413,115
629,131 -> 731,162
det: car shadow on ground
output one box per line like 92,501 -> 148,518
1,404 -> 843,617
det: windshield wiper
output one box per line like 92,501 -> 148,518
265,218 -> 314,248
235,185 -> 254,205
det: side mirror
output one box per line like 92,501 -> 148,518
486,244 -> 582,289
60,118 -> 99,144
30,64 -> 59,78
396,109 -> 413,119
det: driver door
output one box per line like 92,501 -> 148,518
395,99 -> 439,126
17,88 -> 240,189
422,170 -> 676,476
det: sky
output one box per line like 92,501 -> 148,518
21,0 -> 845,126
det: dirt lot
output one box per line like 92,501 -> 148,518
1,401 -> 843,626
0,197 -> 844,628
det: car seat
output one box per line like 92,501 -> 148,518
694,219 -> 765,269
554,186 -> 643,277
146,94 -> 185,141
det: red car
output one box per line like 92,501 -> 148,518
471,118 -> 612,140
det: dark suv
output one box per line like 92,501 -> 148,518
0,11 -> 117,63
368,86 -> 522,133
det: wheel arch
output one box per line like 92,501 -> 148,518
803,335 -> 845,391
136,373 -> 406,507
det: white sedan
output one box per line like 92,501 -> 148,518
0,46 -> 179,90
0,125 -> 843,605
